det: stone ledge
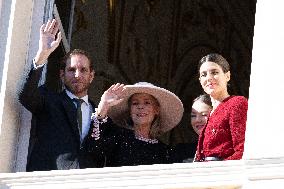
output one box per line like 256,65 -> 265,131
0,157 -> 284,189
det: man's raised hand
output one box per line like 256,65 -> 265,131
34,19 -> 62,65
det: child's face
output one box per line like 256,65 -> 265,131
191,100 -> 212,135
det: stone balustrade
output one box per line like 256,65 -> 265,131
1,157 -> 284,189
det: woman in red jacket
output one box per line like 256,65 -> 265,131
195,53 -> 248,161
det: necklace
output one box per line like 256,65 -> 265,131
135,134 -> 159,144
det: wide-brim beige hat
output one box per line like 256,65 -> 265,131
108,82 -> 184,133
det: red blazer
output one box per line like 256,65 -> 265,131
195,96 -> 248,161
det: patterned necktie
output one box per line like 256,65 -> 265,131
74,98 -> 84,136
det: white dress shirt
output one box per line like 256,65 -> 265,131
65,90 -> 93,141
32,61 -> 93,140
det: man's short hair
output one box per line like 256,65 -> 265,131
60,49 -> 94,71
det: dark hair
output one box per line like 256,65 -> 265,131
198,53 -> 230,73
60,49 -> 94,71
193,94 -> 212,108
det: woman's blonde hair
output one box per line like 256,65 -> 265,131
127,93 -> 163,139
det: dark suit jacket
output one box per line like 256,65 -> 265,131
19,66 -> 104,171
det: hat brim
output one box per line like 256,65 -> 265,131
108,85 -> 184,133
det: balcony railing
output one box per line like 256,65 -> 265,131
1,157 -> 284,189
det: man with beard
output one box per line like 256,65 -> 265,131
19,19 -> 104,171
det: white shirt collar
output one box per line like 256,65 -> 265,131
65,89 -> 89,105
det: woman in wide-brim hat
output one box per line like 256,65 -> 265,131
84,82 -> 187,167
